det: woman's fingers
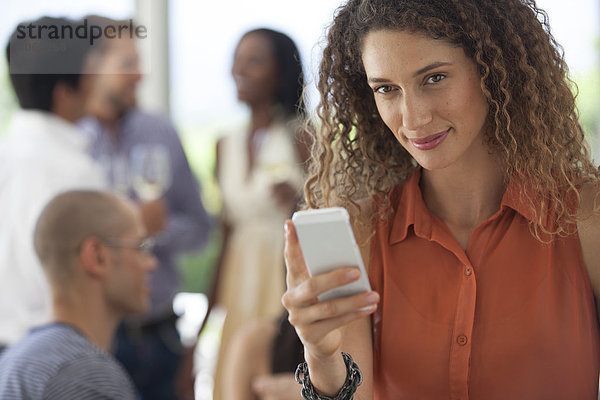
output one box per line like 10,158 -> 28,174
284,219 -> 309,288
282,218 -> 379,360
283,286 -> 378,359
286,290 -> 379,326
297,305 -> 376,345
283,292 -> 379,327
283,266 -> 370,307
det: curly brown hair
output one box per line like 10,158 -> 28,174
305,0 -> 600,240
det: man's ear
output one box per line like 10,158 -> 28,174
51,80 -> 87,122
51,82 -> 72,119
52,81 -> 72,107
79,237 -> 109,278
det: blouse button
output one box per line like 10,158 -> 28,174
464,266 -> 472,276
457,335 -> 468,346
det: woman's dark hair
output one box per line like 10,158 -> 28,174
242,28 -> 305,118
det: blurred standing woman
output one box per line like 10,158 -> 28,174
282,0 -> 600,399
210,28 -> 309,400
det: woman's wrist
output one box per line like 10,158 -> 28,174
296,352 -> 363,400
303,352 -> 348,397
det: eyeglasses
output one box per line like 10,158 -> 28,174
100,237 -> 155,254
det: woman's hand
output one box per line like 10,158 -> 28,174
281,220 -> 379,395
252,373 -> 299,400
271,182 -> 298,212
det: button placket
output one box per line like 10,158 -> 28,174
449,263 -> 477,400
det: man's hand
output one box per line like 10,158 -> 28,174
138,198 -> 168,235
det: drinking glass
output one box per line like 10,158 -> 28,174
130,144 -> 171,201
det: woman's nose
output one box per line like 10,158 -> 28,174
400,93 -> 433,131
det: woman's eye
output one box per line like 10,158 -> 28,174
374,85 -> 395,94
426,74 -> 445,84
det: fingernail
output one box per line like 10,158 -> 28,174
365,292 -> 379,303
284,221 -> 289,235
362,304 -> 377,312
347,269 -> 360,279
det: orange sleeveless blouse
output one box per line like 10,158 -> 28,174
368,169 -> 600,399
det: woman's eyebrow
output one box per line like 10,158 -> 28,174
367,61 -> 454,84
413,61 -> 452,77
367,77 -> 392,84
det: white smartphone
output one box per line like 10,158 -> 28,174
292,207 -> 372,302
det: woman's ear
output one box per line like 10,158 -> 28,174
79,237 -> 109,278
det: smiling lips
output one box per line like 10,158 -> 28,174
409,129 -> 450,150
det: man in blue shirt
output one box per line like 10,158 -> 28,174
80,15 -> 212,400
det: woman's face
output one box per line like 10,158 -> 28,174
231,33 -> 279,108
361,30 -> 490,171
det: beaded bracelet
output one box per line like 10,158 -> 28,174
294,352 -> 363,400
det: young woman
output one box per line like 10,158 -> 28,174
282,0 -> 600,399
209,28 -> 309,400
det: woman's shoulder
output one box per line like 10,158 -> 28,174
577,182 -> 600,238
577,182 -> 600,297
216,123 -> 248,153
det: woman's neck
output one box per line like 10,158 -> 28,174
420,150 -> 506,249
249,103 -> 277,133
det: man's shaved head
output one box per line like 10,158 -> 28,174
34,190 -> 134,285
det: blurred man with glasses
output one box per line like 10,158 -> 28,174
0,190 -> 156,399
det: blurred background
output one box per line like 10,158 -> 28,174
2,0 -> 600,398
4,0 -> 599,291
0,0 -> 348,297
2,0 -> 599,213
